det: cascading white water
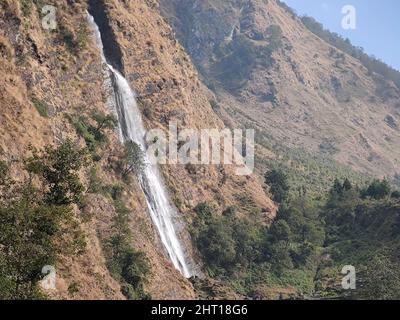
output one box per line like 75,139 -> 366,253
88,14 -> 192,278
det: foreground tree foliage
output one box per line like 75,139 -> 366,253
0,141 -> 86,299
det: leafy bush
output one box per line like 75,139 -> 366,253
196,218 -> 237,272
0,197 -> 68,299
56,18 -> 89,55
31,98 -> 49,118
70,112 -> 117,159
58,24 -> 76,53
109,184 -> 124,201
68,282 -> 80,296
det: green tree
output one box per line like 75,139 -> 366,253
91,112 -> 118,138
362,179 -> 391,200
269,220 -> 292,243
25,140 -> 86,205
268,241 -> 294,275
197,218 -> 236,272
1,141 -> 88,299
232,218 -> 263,267
121,141 -> 146,177
0,193 -> 70,299
265,169 -> 290,203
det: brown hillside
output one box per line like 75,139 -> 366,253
160,0 -> 400,182
0,0 -> 274,299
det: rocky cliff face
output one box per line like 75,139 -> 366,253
160,0 -> 400,186
0,0 -> 274,299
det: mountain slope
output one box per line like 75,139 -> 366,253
0,0 -> 275,299
160,0 -> 400,189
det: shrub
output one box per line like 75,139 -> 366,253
58,24 -> 75,53
0,141 -> 86,299
142,107 -> 153,120
362,179 -> 391,200
269,220 -> 291,243
20,0 -> 31,17
0,198 -> 65,298
0,161 -> 9,185
209,99 -> 220,111
31,98 -> 49,118
87,166 -> 104,194
110,184 -> 124,201
266,25 -> 283,50
185,163 -> 197,175
68,282 -> 80,295
104,199 -> 151,299
71,112 -> 117,159
91,112 -> 118,135
196,218 -> 236,272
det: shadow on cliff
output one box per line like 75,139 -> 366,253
88,0 -> 124,74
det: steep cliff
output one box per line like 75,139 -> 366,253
0,0 -> 275,299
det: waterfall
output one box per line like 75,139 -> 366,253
87,13 -> 192,278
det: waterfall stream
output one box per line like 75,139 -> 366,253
88,14 -> 192,278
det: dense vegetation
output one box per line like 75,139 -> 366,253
0,141 -> 87,299
192,169 -> 400,299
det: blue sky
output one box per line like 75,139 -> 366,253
282,0 -> 400,71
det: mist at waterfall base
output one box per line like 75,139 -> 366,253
87,13 -> 192,278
